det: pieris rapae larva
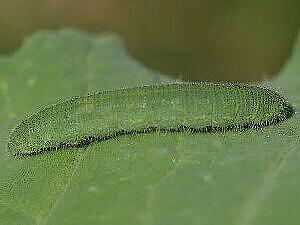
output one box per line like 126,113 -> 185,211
8,83 -> 294,157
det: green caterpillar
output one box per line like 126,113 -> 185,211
8,83 -> 294,156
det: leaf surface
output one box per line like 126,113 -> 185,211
0,29 -> 299,225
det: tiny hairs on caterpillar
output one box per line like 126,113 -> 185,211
8,83 -> 294,157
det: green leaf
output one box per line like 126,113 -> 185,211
0,29 -> 299,225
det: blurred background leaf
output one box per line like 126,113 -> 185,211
0,0 -> 299,81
